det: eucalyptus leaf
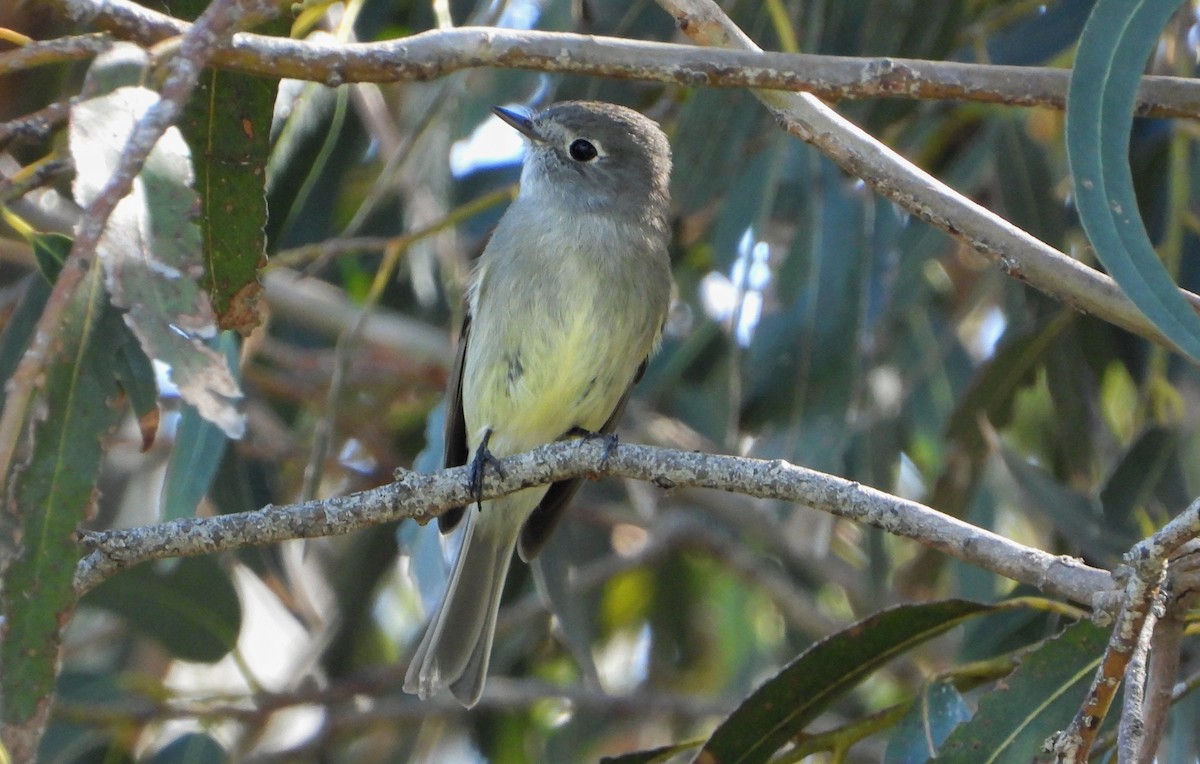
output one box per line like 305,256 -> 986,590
696,600 -> 996,764
69,84 -> 244,438
1066,0 -> 1200,362
2,258 -> 123,727
935,620 -> 1108,763
84,556 -> 242,663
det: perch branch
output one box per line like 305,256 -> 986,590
76,440 -> 1112,606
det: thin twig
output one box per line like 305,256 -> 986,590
1048,565 -> 1164,763
0,32 -> 113,76
1116,586 -> 1163,763
1132,589 -> 1194,763
0,101 -> 74,150
0,158 -> 73,207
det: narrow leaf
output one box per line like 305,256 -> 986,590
1066,0 -> 1200,361
695,599 -> 996,764
148,0 -> 279,333
998,447 -> 1129,561
84,556 -> 241,663
68,65 -> 244,438
182,60 -> 274,334
160,333 -> 237,520
1,257 -> 123,728
935,620 -> 1107,763
884,681 -> 971,763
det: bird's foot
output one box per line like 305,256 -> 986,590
565,426 -> 619,469
469,429 -> 505,511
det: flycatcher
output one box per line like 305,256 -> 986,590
403,101 -> 673,707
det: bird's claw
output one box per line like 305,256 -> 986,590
566,426 -> 619,469
469,429 -> 506,511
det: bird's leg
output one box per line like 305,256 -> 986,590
565,426 -> 619,469
469,429 -> 506,512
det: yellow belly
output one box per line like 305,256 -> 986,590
462,308 -> 636,457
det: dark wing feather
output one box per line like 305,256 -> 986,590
516,357 -> 649,561
438,313 -> 472,534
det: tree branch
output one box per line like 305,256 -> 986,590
27,0 -> 1200,358
26,0 -> 1200,119
657,0 -> 1199,357
75,440 -> 1113,606
0,32 -> 113,76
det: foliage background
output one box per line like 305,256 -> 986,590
1,0 -> 1199,761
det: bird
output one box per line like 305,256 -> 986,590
403,100 -> 674,707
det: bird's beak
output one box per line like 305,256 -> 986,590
492,106 -> 544,142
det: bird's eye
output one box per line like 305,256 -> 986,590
569,139 -> 598,162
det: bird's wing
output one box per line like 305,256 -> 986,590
437,312 -> 472,534
516,357 -> 649,562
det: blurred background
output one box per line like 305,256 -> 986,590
3,0 -> 1200,761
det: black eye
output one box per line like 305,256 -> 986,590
569,139 -> 598,162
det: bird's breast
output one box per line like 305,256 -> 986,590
461,218 -> 669,455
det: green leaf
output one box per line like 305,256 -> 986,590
991,118 -> 1066,245
944,312 -> 1072,457
68,69 -> 244,438
182,61 -> 274,334
1099,426 -> 1177,530
601,740 -> 702,764
151,733 -> 227,764
696,599 -> 996,764
23,234 -> 160,449
1,258 -> 124,726
30,231 -> 72,282
744,153 -> 875,471
935,620 -> 1108,763
160,333 -> 238,520
997,447 -> 1129,561
884,681 -> 970,763
112,325 -> 162,450
40,670 -> 134,763
84,556 -> 241,663
1066,0 -> 1200,361
671,89 -> 766,215
0,274 -> 54,417
148,0 -> 279,332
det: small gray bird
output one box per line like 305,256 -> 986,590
403,101 -> 673,707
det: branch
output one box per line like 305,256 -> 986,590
29,0 -> 1200,357
28,0 -> 1200,119
0,100 -> 74,149
0,32 -> 113,76
1127,588 -> 1194,763
75,440 -> 1112,604
657,0 -> 1199,357
53,673 -> 732,728
1052,498 -> 1200,761
0,0 -> 275,496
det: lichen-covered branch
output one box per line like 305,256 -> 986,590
75,439 -> 1113,606
656,0 -> 1197,356
24,0 -> 1200,118
22,0 -> 1200,360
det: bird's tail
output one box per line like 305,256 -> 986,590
403,497 -> 525,707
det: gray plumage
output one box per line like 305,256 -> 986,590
403,101 -> 673,707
